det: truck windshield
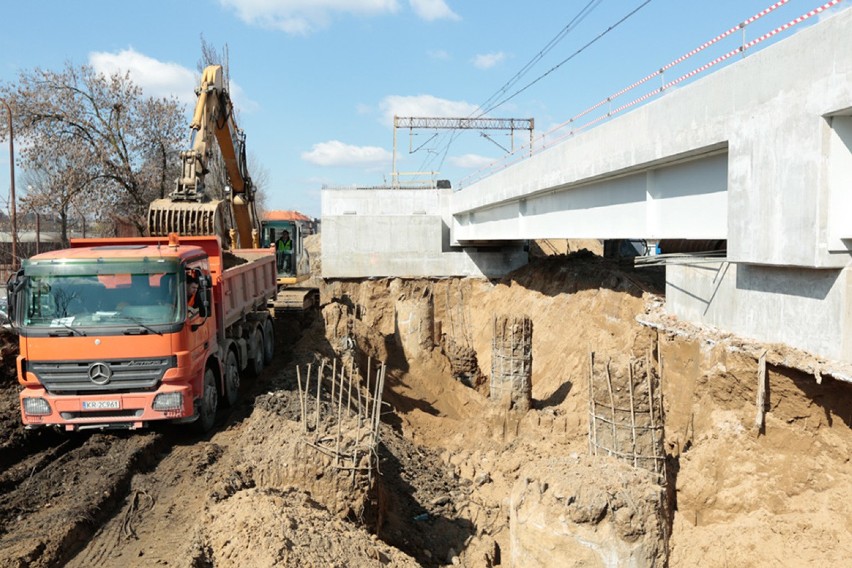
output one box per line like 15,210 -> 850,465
22,271 -> 181,328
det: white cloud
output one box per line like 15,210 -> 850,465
227,82 -> 261,114
219,0 -> 400,35
88,48 -> 259,113
449,153 -> 494,169
379,94 -> 478,126
301,140 -> 392,167
472,51 -> 505,70
427,49 -> 450,60
89,48 -> 197,104
409,0 -> 459,22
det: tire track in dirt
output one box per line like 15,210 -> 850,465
0,431 -> 169,568
65,433 -> 233,567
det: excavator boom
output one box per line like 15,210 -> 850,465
147,65 -> 260,249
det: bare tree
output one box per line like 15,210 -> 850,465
0,62 -> 186,236
249,153 -> 271,217
197,34 -> 229,78
193,36 -> 265,213
195,35 -> 230,201
21,153 -> 94,247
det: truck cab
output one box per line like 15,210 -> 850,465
8,234 -> 275,431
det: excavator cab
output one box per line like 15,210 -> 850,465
260,213 -> 312,286
261,213 -> 318,312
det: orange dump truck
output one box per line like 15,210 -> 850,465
7,234 -> 277,432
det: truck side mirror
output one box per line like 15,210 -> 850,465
6,269 -> 25,324
197,290 -> 209,318
200,274 -> 213,318
192,275 -> 211,322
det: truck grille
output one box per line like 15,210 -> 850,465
60,409 -> 145,420
29,357 -> 175,394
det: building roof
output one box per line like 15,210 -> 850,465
0,231 -> 65,243
262,210 -> 311,222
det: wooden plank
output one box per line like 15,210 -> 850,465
754,350 -> 768,434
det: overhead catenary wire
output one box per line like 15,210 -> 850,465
473,0 -> 605,121
413,0 -> 608,175
421,0 -> 654,175
478,0 -> 654,118
459,0 -> 843,187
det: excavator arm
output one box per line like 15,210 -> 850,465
148,65 -> 260,249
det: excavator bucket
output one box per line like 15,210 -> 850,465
147,198 -> 230,241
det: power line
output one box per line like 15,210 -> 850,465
482,0 -> 655,116
426,1 -> 656,175
414,1 -> 606,175
474,0 -> 604,118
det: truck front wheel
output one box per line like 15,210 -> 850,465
193,369 -> 218,433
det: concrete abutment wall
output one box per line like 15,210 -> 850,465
667,263 -> 852,362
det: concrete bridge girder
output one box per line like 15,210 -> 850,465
452,8 -> 852,271
447,8 -> 852,363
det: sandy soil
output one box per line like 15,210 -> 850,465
0,243 -> 850,567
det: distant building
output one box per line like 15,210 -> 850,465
0,230 -> 71,282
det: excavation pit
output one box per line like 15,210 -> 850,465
1,248 -> 850,567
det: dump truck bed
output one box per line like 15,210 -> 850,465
220,248 -> 277,328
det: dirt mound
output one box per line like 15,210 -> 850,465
510,455 -> 667,567
198,487 -> 418,567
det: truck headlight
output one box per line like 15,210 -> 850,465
153,392 -> 183,411
23,397 -> 51,416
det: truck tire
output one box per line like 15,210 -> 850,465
224,349 -> 240,407
249,327 -> 264,377
193,369 -> 218,433
262,319 -> 275,365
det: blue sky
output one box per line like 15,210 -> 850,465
0,0 -> 848,218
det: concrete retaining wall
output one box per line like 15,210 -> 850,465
667,263 -> 852,361
321,188 -> 527,278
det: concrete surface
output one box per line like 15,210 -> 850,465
667,263 -> 852,361
321,188 -> 527,278
321,8 -> 852,363
454,8 -> 852,270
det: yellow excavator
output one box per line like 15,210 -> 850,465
147,65 -> 260,248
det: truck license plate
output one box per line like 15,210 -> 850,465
82,400 -> 120,410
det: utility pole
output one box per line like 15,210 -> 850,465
1,98 -> 17,271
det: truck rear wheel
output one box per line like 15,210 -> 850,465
193,369 -> 218,433
262,319 -> 275,365
249,327 -> 264,377
224,349 -> 240,407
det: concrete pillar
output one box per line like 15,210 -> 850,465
395,288 -> 435,358
490,315 -> 533,411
